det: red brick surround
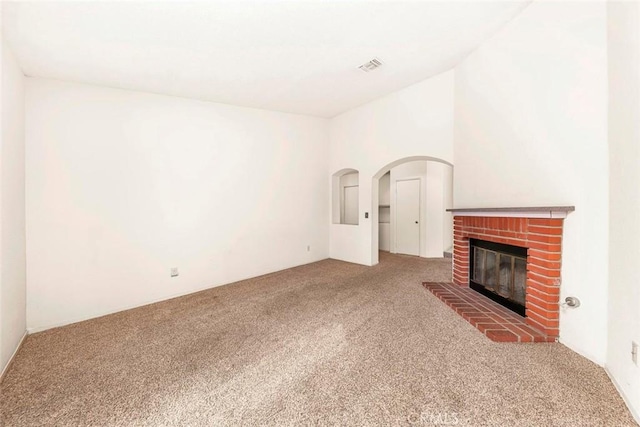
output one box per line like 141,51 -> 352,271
453,217 -> 564,337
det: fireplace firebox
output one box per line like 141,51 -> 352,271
469,239 -> 527,316
450,209 -> 575,338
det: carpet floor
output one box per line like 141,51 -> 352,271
0,253 -> 636,426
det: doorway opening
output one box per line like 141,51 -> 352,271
371,157 -> 453,265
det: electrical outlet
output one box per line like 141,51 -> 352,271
170,267 -> 179,277
307,245 -> 311,252
632,341 -> 638,366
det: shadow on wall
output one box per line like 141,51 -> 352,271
371,156 -> 453,265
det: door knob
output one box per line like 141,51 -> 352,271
415,221 -> 419,224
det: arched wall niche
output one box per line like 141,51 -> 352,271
332,168 -> 360,225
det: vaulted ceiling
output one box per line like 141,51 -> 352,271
3,1 -> 530,117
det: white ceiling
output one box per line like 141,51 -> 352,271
3,1 -> 530,117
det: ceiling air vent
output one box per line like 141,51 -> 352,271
358,58 -> 383,72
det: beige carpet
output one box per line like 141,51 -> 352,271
1,253 -> 636,426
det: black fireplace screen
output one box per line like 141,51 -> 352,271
470,239 -> 527,316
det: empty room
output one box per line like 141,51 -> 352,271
1,0 -> 639,425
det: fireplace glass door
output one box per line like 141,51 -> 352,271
470,239 -> 527,316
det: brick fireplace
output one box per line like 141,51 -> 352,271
449,207 -> 574,338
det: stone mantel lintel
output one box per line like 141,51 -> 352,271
447,206 -> 575,219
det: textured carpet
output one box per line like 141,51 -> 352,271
1,253 -> 636,426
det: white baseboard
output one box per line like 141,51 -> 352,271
0,331 -> 27,384
28,256 -> 332,334
557,337 -> 606,367
606,367 -> 640,425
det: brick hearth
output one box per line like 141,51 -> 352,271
423,282 -> 554,342
450,210 -> 572,339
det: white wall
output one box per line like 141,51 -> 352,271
454,2 -> 608,363
607,1 -> 640,420
379,172 -> 390,206
378,172 -> 390,252
25,78 -> 329,331
329,71 -> 454,266
0,38 -> 26,374
425,162 -> 448,257
443,164 -> 453,253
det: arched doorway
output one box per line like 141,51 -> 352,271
371,156 -> 453,265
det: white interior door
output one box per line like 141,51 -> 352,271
343,185 -> 359,225
396,179 -> 420,256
